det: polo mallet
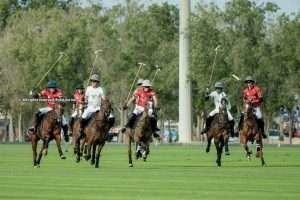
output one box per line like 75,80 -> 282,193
125,62 -> 146,103
208,45 -> 221,86
30,52 -> 64,94
232,74 -> 241,81
85,49 -> 103,88
151,64 -> 161,83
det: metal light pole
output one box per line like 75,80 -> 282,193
179,0 -> 192,143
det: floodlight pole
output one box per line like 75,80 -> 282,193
179,0 -> 192,143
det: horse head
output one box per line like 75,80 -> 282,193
244,102 -> 255,120
54,101 -> 65,117
101,98 -> 112,119
214,97 -> 229,127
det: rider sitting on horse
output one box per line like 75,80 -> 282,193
79,74 -> 115,138
122,79 -> 160,138
238,76 -> 267,139
29,80 -> 69,142
201,81 -> 235,137
69,84 -> 85,135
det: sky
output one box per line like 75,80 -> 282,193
80,0 -> 300,14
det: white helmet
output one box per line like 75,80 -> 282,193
142,79 -> 152,87
90,74 -> 100,82
137,78 -> 144,85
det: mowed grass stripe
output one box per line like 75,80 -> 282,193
0,144 -> 299,200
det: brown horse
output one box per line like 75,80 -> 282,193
31,102 -> 66,167
75,99 -> 112,168
71,103 -> 85,156
240,103 -> 266,166
205,98 -> 229,167
125,110 -> 152,167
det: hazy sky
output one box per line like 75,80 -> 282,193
80,0 -> 300,14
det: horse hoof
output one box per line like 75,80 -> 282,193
225,152 -> 230,156
60,155 -> 66,160
33,165 -> 40,168
84,155 -> 90,161
128,164 -> 133,167
95,165 -> 99,168
76,159 -> 80,163
206,148 -> 210,153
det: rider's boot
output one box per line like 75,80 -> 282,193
62,124 -> 69,142
29,111 -> 42,133
200,116 -> 214,134
108,116 -> 115,130
121,113 -> 137,133
150,117 -> 160,138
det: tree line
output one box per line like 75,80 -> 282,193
0,0 -> 299,141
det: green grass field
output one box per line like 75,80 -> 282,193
0,143 -> 299,200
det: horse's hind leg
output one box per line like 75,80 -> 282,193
55,134 -> 66,159
214,140 -> 222,167
95,142 -> 105,168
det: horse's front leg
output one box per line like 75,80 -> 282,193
214,138 -> 222,167
91,143 -> 97,165
128,135 -> 133,167
84,143 -> 92,161
140,141 -> 148,162
241,134 -> 251,160
224,133 -> 230,155
36,138 -> 47,166
75,136 -> 81,163
255,135 -> 266,166
95,141 -> 105,168
54,131 -> 66,159
206,132 -> 213,153
31,134 -> 39,167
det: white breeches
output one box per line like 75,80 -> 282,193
81,106 -> 100,119
133,105 -> 153,116
209,108 -> 233,121
39,107 -> 67,125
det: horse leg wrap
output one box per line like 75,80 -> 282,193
201,116 -> 214,134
